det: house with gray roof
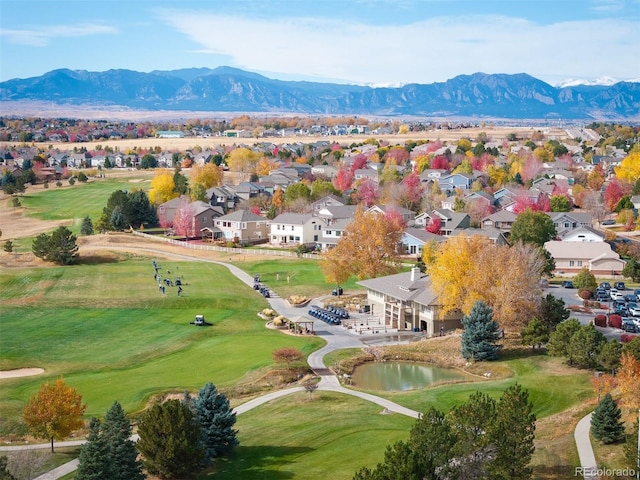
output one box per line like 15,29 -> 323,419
318,217 -> 353,250
269,213 -> 322,246
212,210 -> 268,245
481,210 -> 518,232
357,267 -> 463,336
399,227 -> 444,256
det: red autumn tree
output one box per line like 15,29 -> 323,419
333,167 -> 353,193
352,178 -> 380,207
426,217 -> 442,234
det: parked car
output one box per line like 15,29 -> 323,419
622,318 -> 638,332
614,282 -> 626,290
599,282 -> 611,290
628,303 -> 640,317
602,219 -> 615,225
562,280 -> 574,288
624,294 -> 636,303
634,288 -> 640,301
610,289 -> 625,301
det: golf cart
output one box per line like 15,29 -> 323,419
190,314 -> 212,326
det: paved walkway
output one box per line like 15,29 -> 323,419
0,246 -> 597,478
574,412 -> 599,480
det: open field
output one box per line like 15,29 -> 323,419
1,126 -> 572,154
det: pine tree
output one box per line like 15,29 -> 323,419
102,401 -> 144,480
194,382 -> 239,463
80,216 -> 94,236
488,384 -> 536,480
461,301 -> 503,361
0,456 -> 16,480
76,418 -> 109,480
137,399 -> 204,479
623,418 -> 639,469
591,393 -> 625,444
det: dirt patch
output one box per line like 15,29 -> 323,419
0,368 -> 45,379
0,203 -> 72,241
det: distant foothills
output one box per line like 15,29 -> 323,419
0,66 -> 639,121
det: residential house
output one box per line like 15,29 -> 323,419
631,195 -> 640,210
559,226 -> 605,242
269,213 -> 322,246
316,205 -> 358,225
212,210 -> 268,245
234,182 -> 267,201
450,227 -> 510,246
543,241 -> 626,276
422,209 -> 471,236
367,204 -> 416,227
310,194 -> 347,214
354,168 -> 379,183
437,173 -> 473,193
399,227 -> 444,256
311,165 -> 338,179
191,201 -> 224,239
318,217 -> 353,250
357,267 -> 463,336
206,185 -> 240,211
547,212 -> 593,237
481,210 -> 518,232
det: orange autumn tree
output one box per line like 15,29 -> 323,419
591,373 -> 617,402
23,377 -> 86,452
617,352 -> 640,410
320,205 -> 403,281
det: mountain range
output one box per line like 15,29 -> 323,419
1,67 -> 639,120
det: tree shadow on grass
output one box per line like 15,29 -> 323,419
78,252 -> 122,265
203,445 -> 314,479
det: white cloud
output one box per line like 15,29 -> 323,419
157,10 -> 640,85
0,24 -> 118,47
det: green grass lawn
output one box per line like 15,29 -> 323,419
0,258 -> 323,421
18,176 -> 151,224
208,391 -> 415,480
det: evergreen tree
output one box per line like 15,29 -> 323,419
520,318 -> 550,350
110,206 -> 128,231
137,399 -> 204,479
102,401 -> 144,480
80,216 -> 94,236
597,339 -> 623,374
538,294 -> 570,331
47,226 -> 79,265
194,382 -> 239,463
126,190 -> 158,228
567,324 -> 606,368
546,318 -> 581,357
591,393 -> 625,444
173,170 -> 189,195
461,301 -> 503,361
488,384 -> 536,480
76,417 -> 109,480
0,456 -> 15,480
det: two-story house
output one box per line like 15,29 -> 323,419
357,267 -> 463,336
269,213 -> 323,246
212,210 -> 268,245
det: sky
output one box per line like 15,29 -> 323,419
1,0 -> 639,87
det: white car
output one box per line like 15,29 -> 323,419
628,303 -> 640,317
609,289 -> 625,301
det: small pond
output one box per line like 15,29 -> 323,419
350,361 -> 470,391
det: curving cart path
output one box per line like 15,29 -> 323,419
0,247 -> 595,478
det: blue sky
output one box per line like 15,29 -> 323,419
1,0 -> 639,86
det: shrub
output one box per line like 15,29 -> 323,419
594,315 -> 607,327
579,289 -> 592,300
262,308 -> 275,317
608,315 -> 622,329
56,181 -> 62,187
68,177 -> 76,185
621,334 -> 638,343
43,181 -> 49,189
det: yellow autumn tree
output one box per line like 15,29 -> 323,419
617,352 -> 640,410
320,205 -> 403,281
190,162 -> 223,190
226,147 -> 259,180
23,377 -> 86,452
428,236 -> 545,330
614,148 -> 640,183
256,157 -> 276,176
149,169 -> 178,205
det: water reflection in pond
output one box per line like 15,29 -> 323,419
351,362 -> 470,391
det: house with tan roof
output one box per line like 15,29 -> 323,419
357,267 -> 463,336
543,240 -> 626,276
